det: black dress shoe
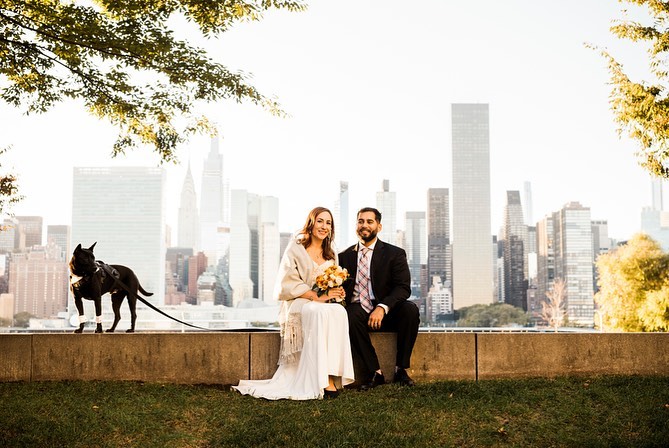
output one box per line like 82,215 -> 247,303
393,368 -> 415,386
360,372 -> 386,391
323,388 -> 340,399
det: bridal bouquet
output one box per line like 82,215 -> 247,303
313,264 -> 349,306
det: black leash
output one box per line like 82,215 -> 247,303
98,263 -> 224,332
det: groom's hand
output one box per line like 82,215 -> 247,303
367,307 -> 385,330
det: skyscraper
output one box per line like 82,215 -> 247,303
46,224 -> 70,261
15,216 -> 43,251
71,167 -> 166,313
229,189 -> 253,306
376,179 -> 397,246
451,103 -> 493,308
177,162 -> 199,251
405,211 -> 426,298
427,188 -> 450,289
199,137 -> 226,264
523,181 -> 534,226
553,202 -> 595,327
500,191 -> 528,310
258,195 -> 280,304
651,177 -> 663,211
335,181 -> 350,248
9,249 -> 68,318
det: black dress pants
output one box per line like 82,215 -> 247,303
346,300 -> 420,378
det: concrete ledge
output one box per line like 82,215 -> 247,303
0,335 -> 32,382
1,332 -> 668,385
477,333 -> 669,379
410,332 -> 476,381
30,333 -> 248,384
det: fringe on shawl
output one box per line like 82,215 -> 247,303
277,298 -> 307,365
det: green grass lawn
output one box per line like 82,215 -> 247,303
1,376 -> 668,447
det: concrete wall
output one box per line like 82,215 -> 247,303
1,332 -> 668,384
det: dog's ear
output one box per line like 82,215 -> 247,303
88,242 -> 97,251
75,243 -> 82,252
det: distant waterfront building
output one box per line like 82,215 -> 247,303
9,249 -> 68,318
451,103 -> 494,308
187,251 -> 208,303
279,232 -> 292,259
0,293 -> 13,321
500,190 -> 528,311
537,202 -> 595,327
166,247 -> 193,297
427,276 -> 453,321
335,181 -> 351,248
0,218 -> 17,253
46,225 -> 70,261
405,211 -> 426,298
523,181 -> 534,226
15,216 -> 43,251
229,189 -> 254,306
427,188 -> 451,289
555,202 -> 595,326
651,177 -> 663,211
177,162 -> 200,251
591,220 -> 611,294
259,196 -> 280,305
376,179 -> 398,246
71,167 -> 166,318
526,225 -> 537,284
199,137 -> 228,265
534,214 -> 555,324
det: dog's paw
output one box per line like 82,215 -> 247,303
125,329 -> 135,333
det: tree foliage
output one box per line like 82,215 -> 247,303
0,0 -> 306,163
595,233 -> 669,331
13,311 -> 33,327
541,278 -> 567,332
456,303 -> 528,328
595,0 -> 669,177
0,146 -> 22,217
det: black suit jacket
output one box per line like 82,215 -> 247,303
339,239 -> 411,311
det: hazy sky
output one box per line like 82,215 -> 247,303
0,0 -> 659,244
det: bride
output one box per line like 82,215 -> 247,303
232,206 -> 355,400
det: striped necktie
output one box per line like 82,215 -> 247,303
355,247 -> 373,313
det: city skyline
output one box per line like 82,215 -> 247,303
0,0 -> 661,242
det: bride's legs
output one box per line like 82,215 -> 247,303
325,375 -> 337,391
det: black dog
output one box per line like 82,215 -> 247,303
69,242 -> 153,333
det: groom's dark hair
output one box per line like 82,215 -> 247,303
358,207 -> 382,223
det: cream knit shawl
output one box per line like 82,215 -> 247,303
275,233 -> 338,365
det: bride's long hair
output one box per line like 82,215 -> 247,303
299,206 -> 335,260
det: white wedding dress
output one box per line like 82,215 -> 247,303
233,260 -> 355,400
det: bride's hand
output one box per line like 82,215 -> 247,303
326,287 -> 345,301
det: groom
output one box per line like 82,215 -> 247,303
339,207 -> 420,390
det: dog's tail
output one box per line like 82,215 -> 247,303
138,283 -> 153,297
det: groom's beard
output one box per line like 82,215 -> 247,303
357,228 -> 378,243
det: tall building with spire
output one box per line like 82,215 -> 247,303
177,162 -> 199,251
376,179 -> 398,246
199,137 -> 228,265
451,103 -> 493,308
